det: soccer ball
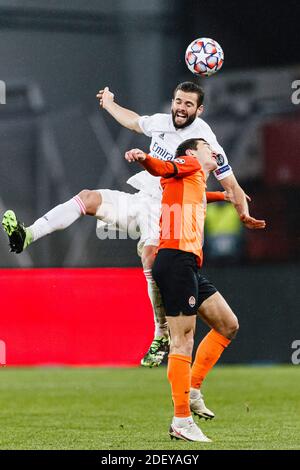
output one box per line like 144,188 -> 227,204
185,37 -> 224,77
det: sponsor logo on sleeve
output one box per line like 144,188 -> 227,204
215,164 -> 230,176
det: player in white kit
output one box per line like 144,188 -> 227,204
95,82 -> 264,372
2,82 -> 265,419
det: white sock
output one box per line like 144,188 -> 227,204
173,416 -> 193,427
144,269 -> 169,338
29,196 -> 86,242
190,387 -> 201,400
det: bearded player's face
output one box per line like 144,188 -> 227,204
171,90 -> 203,129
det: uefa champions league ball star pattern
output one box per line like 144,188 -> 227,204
185,37 -> 224,77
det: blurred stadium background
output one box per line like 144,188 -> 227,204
0,0 -> 300,369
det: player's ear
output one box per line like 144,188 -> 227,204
186,149 -> 193,156
197,105 -> 204,116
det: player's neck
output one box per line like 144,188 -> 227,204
201,166 -> 210,180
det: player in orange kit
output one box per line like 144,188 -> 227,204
125,138 -> 265,442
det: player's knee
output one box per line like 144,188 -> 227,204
77,189 -> 101,216
170,332 -> 194,356
185,335 -> 194,356
225,317 -> 239,340
141,246 -> 156,270
232,318 -> 239,338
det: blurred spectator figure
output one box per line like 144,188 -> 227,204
205,202 -> 244,264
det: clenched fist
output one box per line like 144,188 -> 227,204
125,149 -> 146,163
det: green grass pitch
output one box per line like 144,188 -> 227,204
0,365 -> 299,450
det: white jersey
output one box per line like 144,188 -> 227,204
126,113 -> 233,198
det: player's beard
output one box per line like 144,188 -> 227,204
171,109 -> 198,129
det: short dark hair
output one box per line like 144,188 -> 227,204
175,138 -> 207,158
174,82 -> 204,107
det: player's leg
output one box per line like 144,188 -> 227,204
197,291 -> 239,340
140,244 -> 170,368
1,189 -> 100,253
190,283 -> 239,419
131,192 -> 170,367
98,188 -> 169,369
167,316 -> 210,443
152,249 -> 211,442
167,314 -> 196,438
97,189 -> 170,368
142,245 -> 168,339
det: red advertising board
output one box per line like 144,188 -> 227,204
0,268 -> 154,366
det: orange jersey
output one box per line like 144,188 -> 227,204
141,154 -> 207,267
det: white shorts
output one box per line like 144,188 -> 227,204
95,189 -> 161,256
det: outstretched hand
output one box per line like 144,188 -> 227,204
96,86 -> 114,109
125,149 -> 146,163
240,214 -> 266,229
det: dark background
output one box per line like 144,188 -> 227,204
0,0 -> 299,363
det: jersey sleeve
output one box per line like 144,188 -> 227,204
138,114 -> 161,137
172,156 -> 201,178
203,123 -> 233,181
206,191 -> 225,203
140,154 -> 201,178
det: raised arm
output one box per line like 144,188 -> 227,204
220,174 -> 266,229
96,87 -> 143,133
125,149 -> 179,177
125,149 -> 201,178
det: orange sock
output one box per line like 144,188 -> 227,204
191,329 -> 231,389
167,354 -> 192,418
